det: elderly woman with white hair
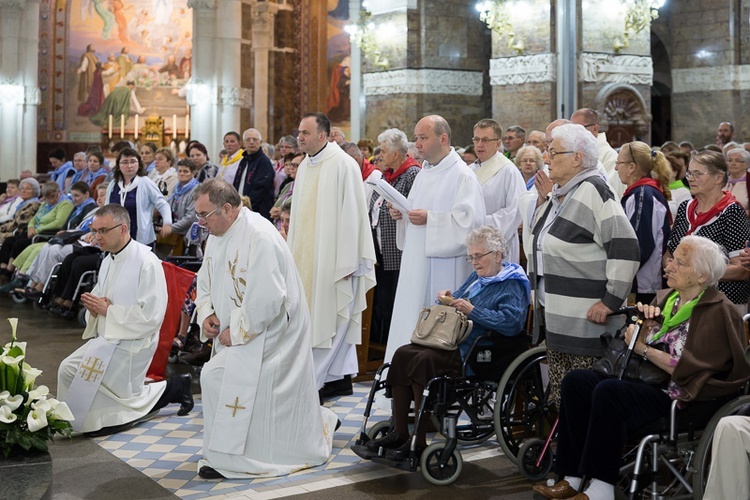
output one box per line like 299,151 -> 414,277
369,128 -> 421,344
528,123 -> 640,406
514,145 -> 544,190
725,147 -> 750,216
534,235 -> 750,500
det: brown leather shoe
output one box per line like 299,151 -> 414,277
532,480 -> 578,499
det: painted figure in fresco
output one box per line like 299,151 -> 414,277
111,0 -> 132,44
77,44 -> 99,103
179,48 -> 192,79
77,62 -> 105,117
159,55 -> 180,77
89,81 -> 145,127
152,0 -> 173,25
92,0 -> 116,39
327,55 -> 351,122
101,54 -> 121,95
116,47 -> 133,79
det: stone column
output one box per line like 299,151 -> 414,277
361,0 -> 489,145
0,0 -> 40,179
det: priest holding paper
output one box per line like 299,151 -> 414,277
195,179 -> 337,479
57,204 -> 193,436
385,115 -> 486,362
470,119 -> 525,264
288,112 -> 376,399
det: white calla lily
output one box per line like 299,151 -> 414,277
7,317 -> 18,341
0,404 -> 17,423
22,363 -> 42,390
50,401 -> 74,422
32,399 -> 51,413
27,385 -> 50,402
0,390 -> 9,402
27,407 -> 48,432
3,394 -> 23,411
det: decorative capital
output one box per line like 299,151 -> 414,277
218,85 -> 252,107
0,83 -> 38,106
363,69 -> 483,96
489,53 -> 556,86
0,0 -> 25,9
579,53 -> 652,86
187,0 -> 215,10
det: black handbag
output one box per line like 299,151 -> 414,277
592,333 -> 670,386
49,230 -> 86,245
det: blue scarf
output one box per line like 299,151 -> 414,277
69,168 -> 87,187
70,197 -> 96,219
84,168 -> 107,185
49,161 -> 75,191
169,178 -> 199,205
461,262 -> 531,300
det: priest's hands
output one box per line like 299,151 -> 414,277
407,209 -> 427,226
202,313 -> 220,338
218,328 -> 233,347
388,204 -> 403,220
80,293 -> 111,317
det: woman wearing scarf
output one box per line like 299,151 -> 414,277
269,153 -> 303,228
616,142 -> 672,305
666,150 -> 750,314
725,148 -> 750,217
160,159 -> 199,256
353,226 -> 529,461
0,180 -> 22,224
533,235 -> 750,500
0,178 -> 41,245
369,128 -> 420,345
105,147 -> 172,246
528,124 -> 639,406
84,152 -> 108,191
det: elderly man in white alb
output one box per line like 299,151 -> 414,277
57,204 -> 193,436
194,179 -> 337,479
470,118 -> 525,264
288,112 -> 376,401
385,114 -> 486,362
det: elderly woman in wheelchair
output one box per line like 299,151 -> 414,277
533,235 -> 750,500
352,226 -> 530,464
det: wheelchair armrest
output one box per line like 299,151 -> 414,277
461,331 -> 495,377
31,232 -> 57,243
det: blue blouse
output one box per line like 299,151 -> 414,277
452,270 -> 530,360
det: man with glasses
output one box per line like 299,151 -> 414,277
193,179 -> 337,479
470,119 -> 525,264
384,114 -> 485,363
502,125 -> 526,160
288,112 -> 376,401
232,128 -> 275,221
57,204 -> 193,436
571,107 -> 624,198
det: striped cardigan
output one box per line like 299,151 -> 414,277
530,176 -> 640,356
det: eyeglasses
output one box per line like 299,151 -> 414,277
195,206 -> 222,221
548,150 -> 575,160
244,137 -> 261,143
119,159 -> 139,166
89,224 -> 123,236
685,170 -> 710,179
582,123 -> 597,129
466,251 -> 494,263
472,137 -> 500,144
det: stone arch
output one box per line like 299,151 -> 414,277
595,83 -> 651,147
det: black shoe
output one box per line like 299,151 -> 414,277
365,431 -> 406,452
176,373 -> 194,416
385,441 -> 425,461
318,375 -> 354,401
49,305 -> 76,319
198,465 -> 224,479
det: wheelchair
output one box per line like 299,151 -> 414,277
37,260 -> 99,325
351,329 -> 529,485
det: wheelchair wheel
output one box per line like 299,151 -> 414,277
517,438 -> 553,481
420,442 -> 463,485
10,292 -> 26,304
691,394 -> 750,499
366,420 -> 391,441
78,307 -> 87,327
495,346 -> 556,465
430,385 -> 497,445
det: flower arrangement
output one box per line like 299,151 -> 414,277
0,318 -> 73,458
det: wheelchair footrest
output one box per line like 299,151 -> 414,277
371,455 -> 419,472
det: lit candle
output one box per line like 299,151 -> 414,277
134,114 -> 139,140
173,114 -> 177,139
185,113 -> 190,139
108,115 -> 113,139
120,114 -> 124,139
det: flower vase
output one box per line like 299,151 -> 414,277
0,447 -> 53,500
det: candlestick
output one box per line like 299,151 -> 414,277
134,114 -> 139,140
108,115 -> 113,139
185,113 -> 190,139
120,114 -> 124,139
173,114 -> 177,139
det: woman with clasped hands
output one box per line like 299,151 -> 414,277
352,226 -> 530,461
533,235 -> 750,500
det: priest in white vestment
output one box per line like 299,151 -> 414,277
384,115 -> 486,362
288,113 -> 376,395
194,179 -> 337,479
469,119 -> 525,264
57,204 -> 193,435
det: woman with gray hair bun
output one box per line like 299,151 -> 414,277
528,123 -> 640,406
368,128 -> 421,345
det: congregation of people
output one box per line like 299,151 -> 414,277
4,110 -> 750,493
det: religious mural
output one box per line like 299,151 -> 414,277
65,0 -> 192,138
326,0 -> 351,134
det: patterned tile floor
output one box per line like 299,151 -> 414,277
93,382 -> 503,499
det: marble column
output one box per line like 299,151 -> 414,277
0,0 -> 40,179
187,0 -> 251,158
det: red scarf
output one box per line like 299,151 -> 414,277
385,157 -> 420,184
361,159 -> 376,181
685,190 -> 738,235
622,176 -> 663,199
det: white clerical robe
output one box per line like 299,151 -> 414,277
598,132 -> 625,199
287,142 -> 376,388
470,152 -> 525,264
196,208 -> 337,477
57,240 -> 168,432
384,148 -> 486,362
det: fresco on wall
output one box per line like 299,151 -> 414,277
66,0 -> 192,133
327,0 -> 351,133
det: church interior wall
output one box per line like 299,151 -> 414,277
491,82 -> 556,136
